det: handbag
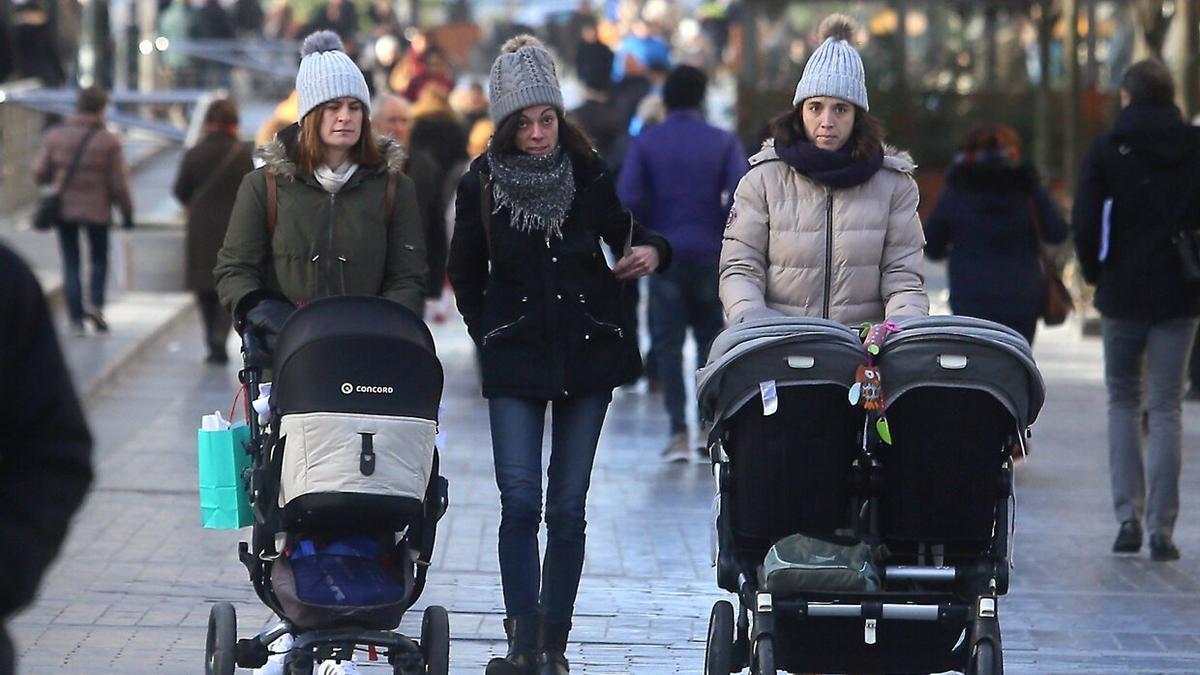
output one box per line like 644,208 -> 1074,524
34,127 -> 100,231
197,406 -> 254,529
1028,197 -> 1074,326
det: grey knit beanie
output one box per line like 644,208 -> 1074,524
792,14 -> 869,111
488,35 -> 565,124
296,31 -> 372,121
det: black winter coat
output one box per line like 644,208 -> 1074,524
448,152 -> 672,400
1072,104 -> 1200,320
0,244 -> 92,668
925,163 -> 1068,316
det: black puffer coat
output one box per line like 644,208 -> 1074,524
1073,104 -> 1200,320
448,152 -> 672,400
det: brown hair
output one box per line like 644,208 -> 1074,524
203,98 -> 239,126
958,122 -> 1022,164
490,108 -> 595,163
77,86 -> 109,114
296,102 -> 384,174
768,105 -> 884,163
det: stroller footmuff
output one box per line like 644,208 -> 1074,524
697,315 -> 1044,675
204,296 -> 451,675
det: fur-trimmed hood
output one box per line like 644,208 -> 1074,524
750,139 -> 916,175
254,123 -> 407,179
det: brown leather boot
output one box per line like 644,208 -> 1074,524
486,614 -> 539,675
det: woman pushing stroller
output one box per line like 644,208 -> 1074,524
214,30 -> 426,332
448,36 -> 671,675
720,14 -> 928,325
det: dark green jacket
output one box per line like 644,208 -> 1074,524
214,124 -> 427,317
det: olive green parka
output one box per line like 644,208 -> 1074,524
214,124 -> 427,317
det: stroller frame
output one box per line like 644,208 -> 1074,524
698,317 -> 1031,675
204,309 -> 451,675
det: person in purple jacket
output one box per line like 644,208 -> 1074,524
617,64 -> 748,462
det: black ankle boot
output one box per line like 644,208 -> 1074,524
538,619 -> 572,675
486,614 -> 539,675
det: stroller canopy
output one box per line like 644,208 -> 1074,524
270,295 -> 443,421
881,316 -> 1045,429
697,317 -> 868,426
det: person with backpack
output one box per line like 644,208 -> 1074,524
214,31 -> 427,339
1072,58 -> 1200,562
447,36 -> 670,675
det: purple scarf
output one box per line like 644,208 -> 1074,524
775,140 -> 884,189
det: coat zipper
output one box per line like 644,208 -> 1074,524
327,193 -> 337,296
823,187 -> 833,319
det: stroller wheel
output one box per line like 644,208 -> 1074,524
704,600 -> 734,675
205,602 -> 237,675
968,637 -> 1003,675
419,605 -> 450,675
751,635 -> 775,675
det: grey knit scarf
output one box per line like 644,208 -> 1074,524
487,147 -> 575,240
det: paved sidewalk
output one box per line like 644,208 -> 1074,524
10,302 -> 1200,673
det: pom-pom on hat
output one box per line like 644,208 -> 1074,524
792,14 -> 869,111
488,35 -> 565,124
295,30 -> 372,121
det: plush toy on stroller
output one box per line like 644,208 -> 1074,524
204,296 -> 450,675
697,315 -> 1043,674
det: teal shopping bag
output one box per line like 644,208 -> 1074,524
197,423 -> 253,529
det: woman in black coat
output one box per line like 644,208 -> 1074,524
925,123 -> 1068,344
447,36 -> 670,675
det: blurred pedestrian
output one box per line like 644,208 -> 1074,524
0,243 -> 93,675
447,36 -> 670,675
231,0 -> 266,39
215,31 -> 427,343
9,0 -> 65,85
409,75 -> 469,215
33,85 -> 135,337
300,0 -> 359,44
569,29 -> 621,163
720,14 -> 927,324
925,123 -> 1068,344
263,0 -> 296,41
374,92 -> 447,314
1072,58 -> 1200,562
173,98 -> 254,364
618,64 -> 746,462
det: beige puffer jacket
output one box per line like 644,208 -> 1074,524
719,142 -> 929,325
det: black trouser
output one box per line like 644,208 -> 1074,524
196,289 -> 233,357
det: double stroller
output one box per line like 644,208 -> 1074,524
204,296 -> 450,675
696,315 -> 1044,674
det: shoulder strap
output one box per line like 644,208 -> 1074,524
480,171 -> 492,254
265,169 -> 277,238
190,140 -> 245,204
59,127 -> 100,193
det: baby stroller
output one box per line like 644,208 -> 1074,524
204,296 -> 450,675
696,315 -> 1044,674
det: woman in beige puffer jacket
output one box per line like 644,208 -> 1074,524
719,14 -> 928,325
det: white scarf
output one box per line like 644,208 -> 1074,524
314,161 -> 359,194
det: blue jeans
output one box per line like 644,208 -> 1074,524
56,221 -> 110,323
648,261 -> 725,433
1103,316 -> 1199,537
489,394 -> 610,621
